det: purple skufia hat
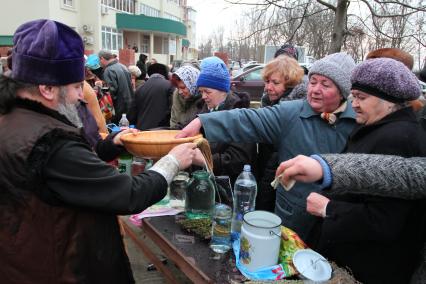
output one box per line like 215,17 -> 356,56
351,58 -> 420,103
12,19 -> 85,85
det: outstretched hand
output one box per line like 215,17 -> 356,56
169,142 -> 197,170
276,155 -> 323,185
115,128 -> 139,145
175,118 -> 202,138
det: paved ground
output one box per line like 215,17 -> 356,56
122,217 -> 192,284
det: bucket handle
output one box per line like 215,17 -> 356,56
269,230 -> 281,238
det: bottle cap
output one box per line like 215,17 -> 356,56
243,164 -> 251,172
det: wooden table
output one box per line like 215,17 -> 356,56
121,215 -> 242,284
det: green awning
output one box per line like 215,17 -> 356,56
0,36 -> 13,46
116,14 -> 186,36
182,39 -> 190,47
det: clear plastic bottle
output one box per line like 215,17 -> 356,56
118,152 -> 132,175
231,164 -> 258,238
119,113 -> 129,129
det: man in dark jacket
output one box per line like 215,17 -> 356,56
134,63 -> 174,130
99,50 -> 135,124
0,19 -> 196,284
136,53 -> 147,81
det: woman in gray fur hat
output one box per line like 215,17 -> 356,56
277,57 -> 425,284
277,153 -> 426,284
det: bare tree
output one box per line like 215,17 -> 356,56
225,0 -> 426,54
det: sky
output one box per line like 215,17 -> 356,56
187,0 -> 248,46
187,0 -> 425,69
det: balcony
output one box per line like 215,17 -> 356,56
116,13 -> 187,36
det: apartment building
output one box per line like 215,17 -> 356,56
0,0 -> 198,64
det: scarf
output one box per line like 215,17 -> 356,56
320,101 -> 347,125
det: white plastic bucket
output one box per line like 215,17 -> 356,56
239,210 -> 282,272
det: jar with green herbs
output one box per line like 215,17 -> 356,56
185,170 -> 215,219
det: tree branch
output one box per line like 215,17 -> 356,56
372,0 -> 426,12
235,7 -> 329,41
360,0 -> 424,18
316,0 -> 336,11
287,1 -> 311,42
347,13 -> 426,47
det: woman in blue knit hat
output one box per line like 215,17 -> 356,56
193,56 -> 257,185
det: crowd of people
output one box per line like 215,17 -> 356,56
1,18 -> 425,283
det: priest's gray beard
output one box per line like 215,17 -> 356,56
57,87 -> 83,128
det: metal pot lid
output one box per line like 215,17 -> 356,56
293,249 -> 332,282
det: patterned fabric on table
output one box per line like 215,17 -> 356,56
233,226 -> 307,280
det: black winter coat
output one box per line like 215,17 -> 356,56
202,92 -> 257,185
418,105 -> 426,132
311,107 -> 425,284
134,74 -> 174,130
0,99 -> 167,283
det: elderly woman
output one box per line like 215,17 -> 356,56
195,57 -> 256,184
278,58 -> 424,283
177,52 -> 357,240
256,55 -> 305,211
169,65 -> 203,129
260,55 -> 306,107
127,65 -> 142,90
277,153 -> 426,284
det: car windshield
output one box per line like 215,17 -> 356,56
245,68 -> 262,80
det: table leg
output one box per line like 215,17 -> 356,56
121,220 -> 178,284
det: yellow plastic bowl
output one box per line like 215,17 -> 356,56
120,130 -> 202,159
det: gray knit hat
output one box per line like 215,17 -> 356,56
308,52 -> 356,99
351,58 -> 420,103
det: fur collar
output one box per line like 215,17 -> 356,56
15,98 -> 75,127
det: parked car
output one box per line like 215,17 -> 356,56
419,80 -> 426,97
244,60 -> 258,67
229,61 -> 243,76
231,65 -> 265,101
232,63 -> 262,77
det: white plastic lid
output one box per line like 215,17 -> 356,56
243,164 -> 251,172
293,249 -> 332,282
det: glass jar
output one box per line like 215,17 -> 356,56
131,156 -> 147,176
185,170 -> 215,219
170,171 -> 189,209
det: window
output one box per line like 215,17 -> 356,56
102,26 -> 123,52
140,35 -> 150,53
164,12 -> 181,22
162,37 -> 169,54
102,0 -> 134,13
139,4 -> 160,17
245,68 -> 263,81
63,0 -> 73,7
